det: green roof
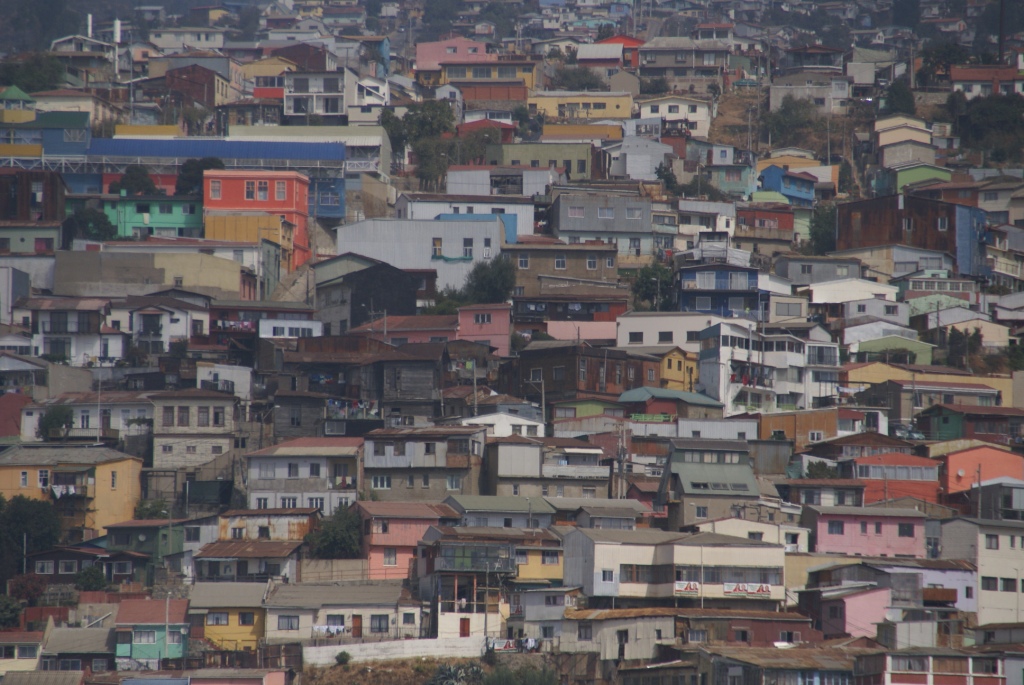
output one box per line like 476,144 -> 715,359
0,85 -> 35,102
445,495 -> 557,515
751,190 -> 790,204
618,386 -> 723,407
670,462 -> 760,496
4,111 -> 89,129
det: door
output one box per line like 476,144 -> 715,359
460,617 -> 471,638
236,561 -> 248,578
352,615 -> 363,638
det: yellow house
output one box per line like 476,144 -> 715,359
542,123 -> 623,141
655,346 -> 699,392
0,445 -> 142,541
842,361 -> 1014,406
241,56 -> 298,82
515,540 -> 564,584
440,60 -> 538,90
528,90 -> 634,120
188,582 -> 267,650
204,214 -> 294,275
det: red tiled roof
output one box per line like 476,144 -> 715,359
115,598 -> 189,626
0,393 -> 32,437
0,632 -> 44,644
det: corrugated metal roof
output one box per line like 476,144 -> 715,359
355,501 -> 459,519
264,580 -> 410,609
87,137 -> 346,161
806,505 -> 927,518
545,497 -> 648,513
701,646 -> 866,670
0,445 -> 139,467
41,628 -> 114,655
189,582 -> 268,609
618,386 -> 723,407
446,495 -> 557,514
2,673 -> 85,685
194,540 -> 303,559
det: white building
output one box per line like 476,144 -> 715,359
636,95 -> 716,138
394,193 -> 535,237
108,295 -> 211,357
148,27 -> 226,52
16,297 -> 127,366
617,311 -> 735,354
20,391 -> 153,442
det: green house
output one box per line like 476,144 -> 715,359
105,519 -> 187,585
853,335 -> 935,365
66,193 -> 203,239
114,598 -> 189,668
550,398 -> 625,420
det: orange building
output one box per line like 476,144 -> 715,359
203,169 -> 311,268
939,445 -> 1024,500
837,452 -> 942,504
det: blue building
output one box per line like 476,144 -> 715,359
0,111 -> 91,157
758,165 -> 816,207
678,263 -> 766,318
687,139 -> 759,199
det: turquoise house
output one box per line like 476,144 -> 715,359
66,193 -> 203,239
114,598 -> 189,668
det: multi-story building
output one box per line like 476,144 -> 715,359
853,650 -> 1003,685
66,193 -> 203,239
245,437 -> 363,515
0,445 -> 142,542
562,528 -> 786,609
18,297 -> 125,366
637,37 -> 730,92
550,191 -> 656,267
485,142 -> 605,181
354,501 -> 459,580
362,427 -> 486,501
855,379 -> 1002,425
263,580 -> 421,641
282,70 -> 359,124
149,27 -> 227,52
188,582 -> 267,649
482,435 -> 609,499
677,263 -> 762,319
836,452 -> 941,504
203,169 -> 311,268
20,391 -> 152,444
527,91 -> 633,121
150,388 -> 238,470
657,439 -> 762,529
636,94 -> 715,138
769,72 -> 852,116
441,59 -> 538,89
106,295 -> 209,358
113,599 -> 189,670
192,508 -> 319,582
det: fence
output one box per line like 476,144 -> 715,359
304,637 -> 484,666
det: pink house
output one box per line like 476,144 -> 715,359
802,505 -> 927,558
354,501 -> 459,579
457,303 -> 512,357
820,586 -> 891,638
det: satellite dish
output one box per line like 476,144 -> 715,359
138,533 -> 147,541
957,469 -> 965,477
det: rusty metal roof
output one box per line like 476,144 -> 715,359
194,540 -> 302,559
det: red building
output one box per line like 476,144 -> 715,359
203,169 -> 311,267
455,119 -> 515,144
737,203 -> 796,231
164,64 -> 229,109
837,452 -> 941,504
354,501 -> 459,579
596,34 -> 645,68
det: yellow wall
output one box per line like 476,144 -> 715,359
659,349 -> 699,392
528,92 -> 633,120
0,110 -> 37,124
114,125 -> 180,137
241,57 -> 297,80
0,144 -> 41,157
0,457 -> 141,536
204,215 -> 293,274
152,253 -> 244,296
845,362 -> 1014,406
516,548 -> 563,583
543,124 -> 623,140
204,608 -> 266,650
440,63 -> 537,90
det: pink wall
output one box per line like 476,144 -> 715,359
815,514 -> 926,558
192,673 -> 286,685
363,518 -> 439,580
458,304 -> 512,357
824,588 -> 891,638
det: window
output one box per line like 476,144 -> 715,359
937,216 -> 948,231
474,313 -> 491,324
370,615 -> 389,633
875,522 -> 882,534
982,576 -> 998,591
776,302 -> 802,316
986,534 -> 1000,550
578,623 -> 592,640
542,551 -> 559,565
884,305 -> 898,316
519,253 -> 529,269
598,207 -> 614,220
827,521 -> 845,535
245,181 -> 255,200
278,615 -> 300,630
568,206 -> 585,218
35,560 -> 54,574
185,526 -> 200,542
432,238 -> 442,257
555,254 -> 566,270
372,476 -> 392,490
625,207 -> 642,220
1002,578 -> 1017,592
447,475 -> 462,490
134,631 -> 156,644
695,506 -> 708,519
688,630 -> 708,643
213,407 -> 225,426
628,332 -> 643,344
463,238 -> 473,258
238,612 -> 255,626
779,631 -> 800,643
177,406 -> 189,427
577,160 -> 586,174
658,331 -> 673,343
231,527 -> 244,539
602,569 -> 614,582
207,612 -> 229,626
209,179 -> 222,199
384,548 -> 397,566
287,463 -> 299,478
898,523 -> 915,537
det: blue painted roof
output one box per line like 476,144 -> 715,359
87,138 -> 345,161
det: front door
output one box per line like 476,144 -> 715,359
352,615 -> 362,638
460,617 -> 471,638
237,561 -> 248,578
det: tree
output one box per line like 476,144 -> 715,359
0,496 -> 62,589
305,507 -> 362,559
235,6 -> 262,41
175,157 -> 225,196
656,162 -> 681,195
379,108 -> 408,159
0,53 -> 65,92
640,77 -> 670,95
764,95 -> 818,148
632,263 -> 674,311
9,574 -> 48,606
596,24 -> 615,41
134,499 -> 170,520
412,137 -> 450,191
109,165 -> 159,196
74,565 -> 108,591
891,0 -> 920,28
62,208 -> 116,242
404,100 -> 456,142
463,256 -> 516,304
37,405 -> 73,438
808,204 -> 837,255
885,78 -> 917,116
551,66 -> 605,92
806,461 -> 840,479
947,326 -> 967,368
0,596 -> 21,629
918,41 -> 970,86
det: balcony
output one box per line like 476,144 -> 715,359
541,463 -> 608,479
47,481 -> 92,498
42,321 -> 99,334
48,426 -> 119,442
332,476 -> 357,490
212,320 -> 256,333
137,326 -> 163,337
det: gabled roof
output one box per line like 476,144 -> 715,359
805,505 -> 927,518
194,540 -> 303,559
355,501 -> 459,519
618,386 -> 723,407
0,445 -> 140,467
446,494 -> 557,514
189,582 -> 268,608
41,628 -> 114,655
264,580 -> 411,609
115,598 -> 189,626
246,437 -> 362,457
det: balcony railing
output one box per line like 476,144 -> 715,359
541,463 -> 608,479
137,326 -> 163,336
48,426 -> 119,441
42,321 -> 99,334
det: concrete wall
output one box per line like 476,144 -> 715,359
299,559 -> 370,582
304,637 -> 483,665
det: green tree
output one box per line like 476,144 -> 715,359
73,565 -> 108,591
134,499 -> 170,520
404,100 -> 456,142
464,256 -> 516,304
0,596 -> 21,629
37,405 -> 73,438
656,162 -> 681,195
885,78 -> 917,116
305,507 -> 362,559
764,95 -> 818,148
632,263 -> 674,311
109,165 -> 159,196
947,326 -> 967,368
892,0 -> 920,27
551,66 -> 605,91
175,157 -> 225,196
62,208 -> 116,242
808,204 -> 837,255
918,41 -> 970,86
9,574 -> 48,606
235,6 -> 262,41
412,137 -> 450,191
0,495 -> 62,589
596,24 -> 615,41
379,108 -> 408,158
806,461 -> 840,479
0,53 -> 65,92
640,77 -> 670,95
